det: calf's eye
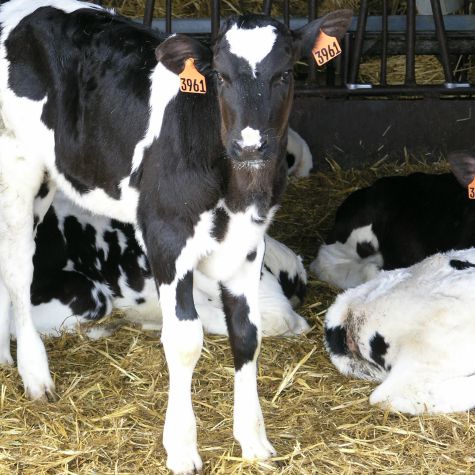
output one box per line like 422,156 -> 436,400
280,70 -> 292,83
215,72 -> 225,84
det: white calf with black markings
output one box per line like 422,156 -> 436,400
23,192 -> 309,338
0,1 -> 351,472
325,248 -> 475,415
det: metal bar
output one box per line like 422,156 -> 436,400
295,84 -> 475,97
142,16 -> 475,36
143,0 -> 155,28
211,0 -> 220,41
430,0 -> 454,83
308,0 -> 317,82
348,0 -> 369,84
263,0 -> 272,15
165,0 -> 172,34
380,0 -> 388,85
342,33 -> 351,84
459,0 -> 471,82
405,0 -> 416,84
283,0 -> 290,28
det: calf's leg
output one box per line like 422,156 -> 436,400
0,140 -> 55,400
0,279 -> 12,365
221,238 -> 275,460
160,270 -> 204,474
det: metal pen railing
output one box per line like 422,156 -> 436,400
95,0 -> 475,98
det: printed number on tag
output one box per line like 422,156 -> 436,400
179,58 -> 207,94
468,177 -> 475,199
312,30 -> 342,67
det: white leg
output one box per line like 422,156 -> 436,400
0,142 -> 55,401
160,272 -> 203,475
222,238 -> 275,460
0,278 -> 13,365
370,368 -> 475,415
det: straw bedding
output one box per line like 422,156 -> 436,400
1,2 -> 474,474
1,157 -> 474,474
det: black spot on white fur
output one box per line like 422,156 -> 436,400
356,241 -> 375,259
325,325 -> 347,356
369,332 -> 389,368
221,284 -> 257,372
449,259 -> 475,270
247,250 -> 257,262
211,207 -> 229,242
279,270 -> 306,304
175,271 -> 199,321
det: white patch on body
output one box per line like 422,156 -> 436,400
239,126 -> 262,149
258,269 -> 309,336
131,62 -> 180,172
225,24 -> 276,76
325,247 -> 475,414
16,300 -> 84,337
311,224 -> 383,289
286,128 -> 313,177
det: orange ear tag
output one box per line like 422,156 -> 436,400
179,58 -> 207,94
468,177 -> 475,199
312,30 -> 342,67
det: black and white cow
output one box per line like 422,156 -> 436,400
311,171 -> 475,289
0,1 -> 351,471
325,247 -> 475,415
26,192 -> 309,338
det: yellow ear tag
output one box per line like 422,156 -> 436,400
179,58 -> 207,94
312,30 -> 342,67
468,177 -> 475,199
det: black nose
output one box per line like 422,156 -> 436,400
231,139 -> 269,160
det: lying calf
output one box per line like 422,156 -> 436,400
325,247 -> 475,414
27,192 -> 309,338
311,172 -> 475,288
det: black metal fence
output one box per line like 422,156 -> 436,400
93,0 -> 475,167
96,0 -> 475,98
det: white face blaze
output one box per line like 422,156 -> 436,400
238,126 -> 262,149
225,24 -> 277,77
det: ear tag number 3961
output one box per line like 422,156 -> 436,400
179,58 -> 206,94
312,30 -> 342,67
468,177 -> 475,199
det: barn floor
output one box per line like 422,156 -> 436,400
1,157 -> 474,475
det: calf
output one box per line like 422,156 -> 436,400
325,247 -> 475,415
27,192 -> 309,337
0,1 -> 351,471
311,172 -> 475,289
286,128 -> 313,177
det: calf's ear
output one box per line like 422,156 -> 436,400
292,9 -> 353,59
448,150 -> 475,187
155,34 -> 212,76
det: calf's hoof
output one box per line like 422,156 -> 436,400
240,436 -> 276,461
17,330 -> 57,402
0,348 -> 13,366
166,448 -> 203,475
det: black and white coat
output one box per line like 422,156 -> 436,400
26,191 -> 309,338
0,1 -> 351,472
312,172 -> 475,289
325,247 -> 475,415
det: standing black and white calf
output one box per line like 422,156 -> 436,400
312,172 -> 475,289
0,1 -> 351,472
